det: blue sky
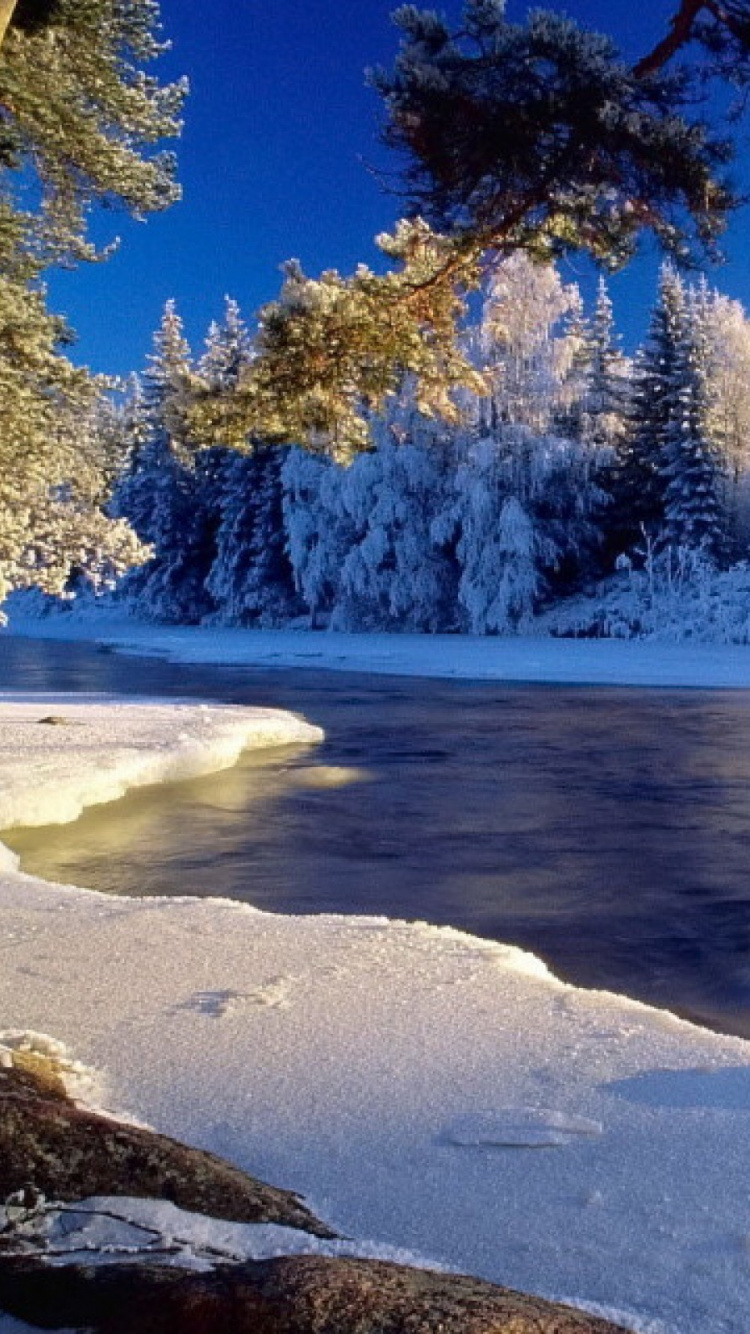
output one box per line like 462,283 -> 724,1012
46,0 -> 750,377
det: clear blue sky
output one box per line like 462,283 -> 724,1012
46,0 -> 750,377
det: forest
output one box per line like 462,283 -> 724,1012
7,0 -> 750,642
34,253 -> 750,645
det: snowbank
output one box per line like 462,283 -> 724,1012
10,613 -> 750,687
0,693 -> 322,837
1,696 -> 750,1332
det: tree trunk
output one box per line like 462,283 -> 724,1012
0,0 -> 18,50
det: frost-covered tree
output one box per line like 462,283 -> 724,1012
0,0 -> 185,274
0,279 -> 146,611
196,1 -> 750,457
662,285 -> 727,557
475,254 -> 584,434
0,0 -> 183,613
113,300 -> 194,538
612,266 -> 686,554
206,445 -> 299,626
196,299 -> 299,625
436,432 -> 553,634
196,297 -> 255,453
698,288 -> 750,554
433,424 -> 604,634
335,426 -> 457,631
577,278 -> 630,454
282,448 -> 357,627
113,301 -> 219,622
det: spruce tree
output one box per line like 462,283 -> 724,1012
580,278 -> 629,454
661,285 -> 727,558
207,445 -> 299,626
612,266 -> 686,554
113,300 -> 219,622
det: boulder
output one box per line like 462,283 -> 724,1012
0,1253 -> 633,1334
0,1053 -> 332,1237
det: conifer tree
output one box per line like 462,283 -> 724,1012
336,427 -> 457,632
662,285 -> 727,557
113,301 -> 219,622
282,449 -> 356,628
0,0 -> 185,273
0,0 -> 183,613
0,279 -> 146,609
207,445 -> 299,626
197,297 -> 255,453
612,266 -> 686,553
579,278 -> 630,454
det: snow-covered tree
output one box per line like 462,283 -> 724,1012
0,1 -> 183,613
577,277 -> 630,454
699,288 -> 750,554
611,266 -> 686,554
113,301 -> 219,622
475,254 -> 584,434
335,427 -> 457,631
196,297 -> 255,453
661,285 -> 727,558
206,445 -> 299,626
0,0 -> 184,276
282,448 -> 355,627
0,279 -> 146,613
436,432 -> 553,634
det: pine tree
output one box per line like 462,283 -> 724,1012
282,448 -> 355,628
207,445 -> 299,626
662,285 -> 727,558
113,301 -> 219,622
0,0 -> 185,274
197,297 -> 256,453
0,280 -> 146,610
0,0 -> 183,611
611,266 -> 686,554
579,277 -> 630,454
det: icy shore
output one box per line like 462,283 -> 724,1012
10,612 -> 750,687
0,685 -> 749,1331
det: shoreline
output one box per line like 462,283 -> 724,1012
2,643 -> 750,1328
8,613 -> 750,691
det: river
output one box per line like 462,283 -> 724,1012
2,632 -> 750,1041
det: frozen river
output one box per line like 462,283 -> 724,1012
3,632 -> 750,1039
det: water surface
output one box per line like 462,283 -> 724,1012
3,633 -> 750,1039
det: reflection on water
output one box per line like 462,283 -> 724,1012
3,633 -> 750,1040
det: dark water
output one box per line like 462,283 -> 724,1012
3,634 -> 750,1040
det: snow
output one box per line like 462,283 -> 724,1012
2,1193 -> 448,1273
11,611 -> 750,688
0,692 -> 322,835
1,689 -> 750,1331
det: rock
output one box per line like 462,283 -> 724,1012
0,1254 -> 633,1333
35,716 -> 73,725
0,1055 -> 333,1238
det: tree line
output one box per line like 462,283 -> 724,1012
6,0 -> 750,622
58,255 -> 750,639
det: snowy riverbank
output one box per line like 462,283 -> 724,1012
10,611 -> 750,688
0,683 -> 750,1331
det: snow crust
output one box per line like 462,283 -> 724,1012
1,680 -> 750,1330
10,612 -> 750,687
0,692 -> 322,833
